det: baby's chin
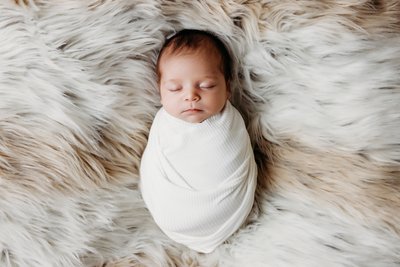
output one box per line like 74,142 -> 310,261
179,110 -> 210,123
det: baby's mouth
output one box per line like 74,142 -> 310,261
182,108 -> 203,114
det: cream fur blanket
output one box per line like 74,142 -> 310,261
0,0 -> 399,266
140,101 -> 257,253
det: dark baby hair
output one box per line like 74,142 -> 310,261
156,29 -> 233,84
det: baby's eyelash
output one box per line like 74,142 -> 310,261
168,88 -> 181,92
200,85 -> 215,89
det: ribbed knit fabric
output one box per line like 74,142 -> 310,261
139,101 -> 257,253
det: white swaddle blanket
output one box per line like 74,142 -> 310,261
140,101 -> 257,253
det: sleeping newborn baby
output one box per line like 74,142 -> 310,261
140,29 -> 257,253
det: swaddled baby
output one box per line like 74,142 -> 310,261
140,29 -> 257,253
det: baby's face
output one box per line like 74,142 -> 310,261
158,49 -> 229,123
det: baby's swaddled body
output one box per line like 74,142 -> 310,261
140,101 -> 257,253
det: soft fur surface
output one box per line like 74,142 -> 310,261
0,0 -> 399,266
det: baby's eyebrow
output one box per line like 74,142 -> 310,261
203,75 -> 218,79
162,79 -> 180,85
161,79 -> 179,85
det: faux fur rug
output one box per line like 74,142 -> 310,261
1,0 -> 399,266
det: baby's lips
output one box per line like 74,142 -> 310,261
183,108 -> 202,113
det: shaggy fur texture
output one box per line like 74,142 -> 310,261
1,0 -> 399,266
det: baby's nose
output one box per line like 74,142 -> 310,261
185,89 -> 200,101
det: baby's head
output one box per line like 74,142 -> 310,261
156,29 -> 232,123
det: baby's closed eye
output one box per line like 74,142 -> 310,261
167,87 -> 181,92
165,85 -> 182,92
199,82 -> 216,89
